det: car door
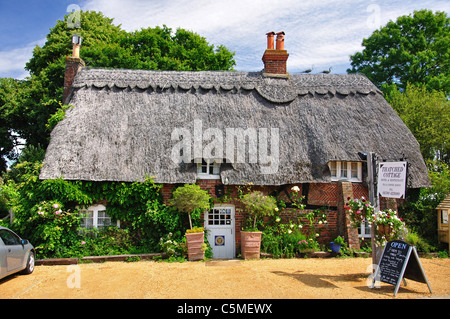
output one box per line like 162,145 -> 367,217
0,239 -> 7,277
0,229 -> 25,272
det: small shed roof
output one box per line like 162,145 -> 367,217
437,194 -> 450,210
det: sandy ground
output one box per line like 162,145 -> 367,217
0,257 -> 449,299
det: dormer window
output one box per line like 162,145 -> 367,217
328,161 -> 362,182
197,159 -> 221,179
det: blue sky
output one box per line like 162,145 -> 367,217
0,0 -> 449,79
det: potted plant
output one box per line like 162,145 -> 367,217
240,191 -> 277,259
330,235 -> 344,253
170,184 -> 211,261
344,197 -> 375,228
373,209 -> 407,245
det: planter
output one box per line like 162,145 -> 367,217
377,224 -> 392,236
240,231 -> 262,260
185,232 -> 205,261
330,242 -> 341,253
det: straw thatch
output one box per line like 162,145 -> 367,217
40,69 -> 430,188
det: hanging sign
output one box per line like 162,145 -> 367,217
370,240 -> 433,296
377,161 -> 407,199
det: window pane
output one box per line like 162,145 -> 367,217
81,210 -> 94,228
351,162 -> 358,178
329,162 -> 337,177
213,162 -> 220,175
340,162 -> 347,178
0,230 -> 21,245
97,210 -> 111,228
442,210 -> 448,224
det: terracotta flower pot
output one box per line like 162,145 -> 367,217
240,231 -> 262,260
185,232 -> 205,261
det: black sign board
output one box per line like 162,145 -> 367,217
371,240 -> 433,296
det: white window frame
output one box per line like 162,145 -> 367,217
359,219 -> 371,239
196,159 -> 221,180
78,204 -> 120,229
328,161 -> 362,182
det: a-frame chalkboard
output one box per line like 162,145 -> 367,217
370,240 -> 433,296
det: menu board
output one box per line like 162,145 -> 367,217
371,240 -> 433,296
378,240 -> 410,286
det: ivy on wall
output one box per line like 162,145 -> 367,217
1,161 -> 191,258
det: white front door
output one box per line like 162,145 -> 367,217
205,205 -> 235,259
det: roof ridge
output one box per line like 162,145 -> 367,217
72,68 -> 381,103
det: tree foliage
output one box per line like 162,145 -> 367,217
0,11 -> 236,171
348,9 -> 450,249
240,191 -> 277,230
385,84 -> 449,163
0,160 -> 191,258
169,184 -> 212,229
348,9 -> 449,94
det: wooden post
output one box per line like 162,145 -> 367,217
367,152 -> 380,266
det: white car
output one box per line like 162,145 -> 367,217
0,226 -> 35,280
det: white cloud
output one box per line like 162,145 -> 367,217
0,39 -> 45,79
81,0 -> 375,72
0,46 -> 32,79
2,0 -> 449,79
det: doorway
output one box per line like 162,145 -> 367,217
205,205 -> 235,259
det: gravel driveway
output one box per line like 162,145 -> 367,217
1,257 -> 449,299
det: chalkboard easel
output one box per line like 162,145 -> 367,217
370,240 -> 433,297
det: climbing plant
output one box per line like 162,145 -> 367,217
1,161 -> 188,258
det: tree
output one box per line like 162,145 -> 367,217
348,9 -> 449,94
385,84 -> 449,163
240,191 -> 277,230
0,78 -> 25,170
1,11 -> 235,171
170,184 -> 212,230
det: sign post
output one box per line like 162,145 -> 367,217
371,240 -> 433,296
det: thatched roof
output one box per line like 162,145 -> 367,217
40,68 -> 430,188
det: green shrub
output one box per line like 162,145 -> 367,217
2,161 -> 191,258
169,184 -> 212,230
406,230 -> 433,253
241,191 -> 277,231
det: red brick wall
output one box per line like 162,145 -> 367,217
63,57 -> 85,104
262,50 -> 289,75
308,183 -> 338,206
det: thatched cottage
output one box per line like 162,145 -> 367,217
40,32 -> 430,258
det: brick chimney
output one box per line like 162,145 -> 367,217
262,31 -> 289,78
63,35 -> 85,104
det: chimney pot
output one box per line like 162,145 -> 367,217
275,31 -> 285,50
266,31 -> 275,50
71,35 -> 82,58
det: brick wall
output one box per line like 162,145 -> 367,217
262,50 -> 289,75
307,183 -> 338,206
161,180 -> 369,251
63,57 -> 85,104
